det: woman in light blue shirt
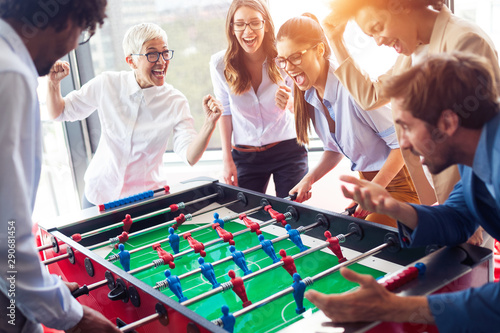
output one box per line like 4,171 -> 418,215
277,14 -> 418,227
210,0 -> 308,198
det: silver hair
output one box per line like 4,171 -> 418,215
122,23 -> 168,58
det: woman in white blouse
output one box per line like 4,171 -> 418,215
210,0 -> 308,198
46,23 -> 222,207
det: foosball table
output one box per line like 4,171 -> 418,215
37,179 -> 493,333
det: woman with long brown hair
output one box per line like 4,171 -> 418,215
278,14 -> 419,227
210,0 -> 308,198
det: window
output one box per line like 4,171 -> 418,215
453,0 -> 500,54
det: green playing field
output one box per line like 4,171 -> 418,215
101,218 -> 384,333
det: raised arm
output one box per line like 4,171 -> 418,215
340,175 -> 419,229
323,17 -> 393,110
46,60 -> 69,119
186,95 -> 221,166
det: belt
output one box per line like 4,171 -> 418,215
232,141 -> 280,153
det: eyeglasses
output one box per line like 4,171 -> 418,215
131,50 -> 175,63
274,44 -> 320,69
78,28 -> 95,45
231,20 -> 265,32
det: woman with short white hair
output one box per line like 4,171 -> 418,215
47,23 -> 222,208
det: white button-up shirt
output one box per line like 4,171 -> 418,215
57,71 -> 197,204
0,19 -> 83,330
210,50 -> 296,146
306,60 -> 399,172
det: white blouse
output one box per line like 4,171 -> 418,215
57,71 -> 197,204
210,50 -> 296,146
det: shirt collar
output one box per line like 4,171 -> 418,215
428,5 -> 451,52
472,113 -> 500,185
127,70 -> 143,96
0,19 -> 38,78
304,59 -> 339,108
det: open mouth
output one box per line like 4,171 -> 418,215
242,37 -> 257,47
152,69 -> 165,79
290,72 -> 306,86
388,39 -> 402,53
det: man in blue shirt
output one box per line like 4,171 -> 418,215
0,1 -> 119,332
305,52 -> 500,332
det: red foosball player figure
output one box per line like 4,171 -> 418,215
324,231 -> 347,263
239,213 -> 262,235
152,243 -> 175,268
264,205 -> 287,226
279,249 -> 297,277
228,270 -> 252,308
113,231 -> 129,249
122,214 -> 133,232
212,222 -> 235,245
183,233 -> 206,257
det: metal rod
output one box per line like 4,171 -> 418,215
81,193 -> 219,239
119,312 -> 161,332
229,241 -> 391,320
42,253 -> 69,265
108,204 -> 266,259
37,243 -> 53,252
181,226 -> 341,307
168,222 -> 319,282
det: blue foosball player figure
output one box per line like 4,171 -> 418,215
168,227 -> 180,254
213,212 -> 225,229
285,224 -> 307,252
220,305 -> 235,333
292,273 -> 306,314
118,243 -> 130,272
258,234 -> 280,263
229,245 -> 252,275
164,269 -> 187,302
198,257 -> 220,288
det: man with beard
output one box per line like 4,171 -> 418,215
306,52 -> 500,332
0,0 -> 119,332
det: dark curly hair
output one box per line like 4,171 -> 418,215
0,0 -> 107,33
327,0 -> 444,25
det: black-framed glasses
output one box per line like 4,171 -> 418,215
275,43 -> 320,69
78,28 -> 94,45
131,50 -> 175,63
231,20 -> 265,32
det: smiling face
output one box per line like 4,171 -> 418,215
276,37 -> 324,92
232,6 -> 267,56
354,6 -> 419,56
393,97 -> 453,174
128,37 -> 169,88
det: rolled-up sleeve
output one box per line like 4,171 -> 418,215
209,52 -> 232,116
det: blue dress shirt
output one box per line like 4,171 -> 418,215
305,60 -> 398,172
398,113 -> 500,332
